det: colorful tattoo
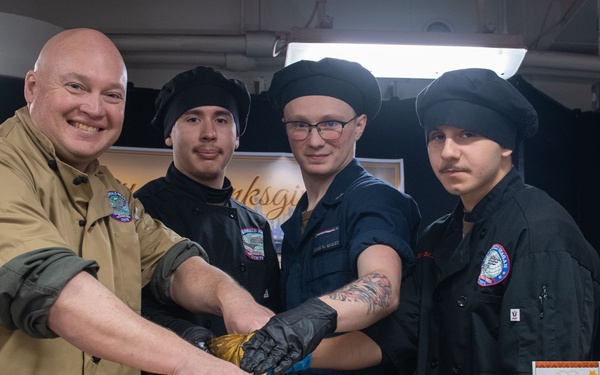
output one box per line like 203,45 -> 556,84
328,272 -> 393,314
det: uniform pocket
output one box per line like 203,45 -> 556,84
310,246 -> 353,296
113,231 -> 142,311
515,296 -> 556,369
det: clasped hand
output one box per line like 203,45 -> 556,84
239,298 -> 337,375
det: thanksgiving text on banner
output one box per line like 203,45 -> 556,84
99,147 -> 404,248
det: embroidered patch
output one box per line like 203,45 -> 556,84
313,226 -> 340,253
478,244 -> 510,287
242,228 -> 265,261
108,191 -> 132,223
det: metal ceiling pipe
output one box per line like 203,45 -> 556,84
120,52 -> 258,71
521,50 -> 600,80
109,31 -> 278,57
111,30 -> 600,80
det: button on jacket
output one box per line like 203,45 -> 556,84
135,163 -> 282,336
0,107 -> 190,375
371,168 -> 600,374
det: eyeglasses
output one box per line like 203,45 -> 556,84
283,116 -> 359,141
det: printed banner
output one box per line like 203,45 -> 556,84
99,146 -> 404,249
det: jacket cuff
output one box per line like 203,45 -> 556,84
0,248 -> 99,338
149,240 -> 209,305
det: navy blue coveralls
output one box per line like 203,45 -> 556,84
280,159 -> 421,374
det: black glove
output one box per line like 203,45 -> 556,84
240,298 -> 337,375
181,326 -> 216,353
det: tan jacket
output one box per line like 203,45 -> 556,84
0,107 -> 185,375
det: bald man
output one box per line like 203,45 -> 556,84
0,28 -> 273,375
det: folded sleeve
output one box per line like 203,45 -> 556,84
0,248 -> 99,338
148,240 -> 209,305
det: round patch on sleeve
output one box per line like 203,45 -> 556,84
108,191 -> 132,223
241,228 -> 265,261
478,244 -> 510,287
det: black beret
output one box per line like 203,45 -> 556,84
267,58 -> 381,122
152,66 -> 251,138
415,68 -> 538,149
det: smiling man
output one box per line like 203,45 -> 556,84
239,58 -> 421,375
25,28 -> 127,172
0,29 -> 273,375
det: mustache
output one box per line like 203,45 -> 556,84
439,163 -> 469,173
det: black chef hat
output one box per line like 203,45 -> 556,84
267,58 -> 381,122
415,68 -> 538,149
152,66 -> 251,138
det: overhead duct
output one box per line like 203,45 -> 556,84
109,31 -> 281,71
109,30 -> 600,80
520,50 -> 600,80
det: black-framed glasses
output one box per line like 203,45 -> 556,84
283,116 -> 359,141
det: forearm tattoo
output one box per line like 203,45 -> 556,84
327,272 -> 393,314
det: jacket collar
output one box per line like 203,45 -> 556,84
299,158 -> 366,211
14,107 -> 102,176
283,158 -> 366,246
16,107 -> 62,164
164,162 -> 233,204
452,166 -> 524,223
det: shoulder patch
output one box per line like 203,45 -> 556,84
478,244 -> 510,287
108,191 -> 132,223
242,228 -> 265,261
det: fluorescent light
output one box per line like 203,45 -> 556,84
285,28 -> 527,79
286,43 -> 527,79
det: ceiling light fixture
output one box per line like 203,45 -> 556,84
284,27 -> 527,79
